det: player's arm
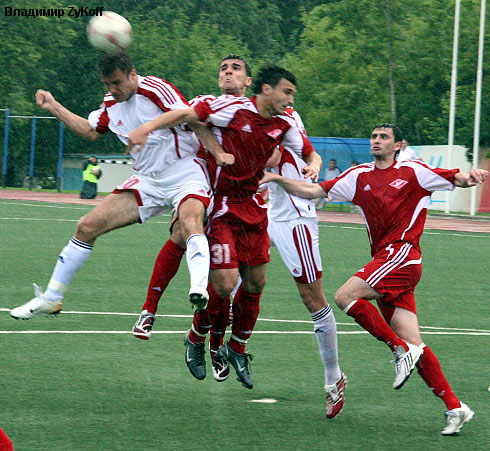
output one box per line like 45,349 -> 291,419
189,122 -> 235,167
127,107 -> 233,166
302,150 -> 322,182
35,90 -> 101,141
260,171 -> 325,199
265,147 -> 282,169
454,169 -> 488,187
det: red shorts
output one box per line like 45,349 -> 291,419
207,195 -> 270,269
354,242 -> 422,322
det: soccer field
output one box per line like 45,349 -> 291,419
0,199 -> 488,450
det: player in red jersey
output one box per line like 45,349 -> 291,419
128,65 -> 320,389
10,51 -> 231,320
131,55 -> 253,342
261,123 -> 487,434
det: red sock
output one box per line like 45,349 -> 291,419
416,345 -> 461,410
0,427 -> 13,451
347,299 -> 408,352
142,239 -> 185,314
229,286 -> 261,354
189,283 -> 223,343
209,294 -> 231,351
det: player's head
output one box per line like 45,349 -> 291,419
89,156 -> 97,164
370,123 -> 403,160
219,54 -> 252,97
98,51 -> 138,102
329,159 -> 337,169
253,65 -> 297,116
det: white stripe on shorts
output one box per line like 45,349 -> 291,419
365,243 -> 412,287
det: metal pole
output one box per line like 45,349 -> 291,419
29,117 -> 37,190
2,108 -> 9,188
470,0 -> 486,216
446,0 -> 461,214
57,122 -> 64,192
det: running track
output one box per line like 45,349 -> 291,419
1,189 -> 489,233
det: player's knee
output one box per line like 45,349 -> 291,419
76,215 -> 99,241
334,287 -> 351,310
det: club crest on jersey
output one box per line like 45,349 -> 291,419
266,128 -> 283,140
389,179 -> 408,189
116,120 -> 124,126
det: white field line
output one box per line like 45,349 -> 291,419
0,308 -> 488,335
1,216 -> 487,237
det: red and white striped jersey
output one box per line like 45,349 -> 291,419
268,108 -> 317,221
88,75 -> 200,175
194,95 -> 314,198
319,160 -> 459,255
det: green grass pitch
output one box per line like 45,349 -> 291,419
0,199 -> 488,450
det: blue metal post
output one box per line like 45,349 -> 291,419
29,116 -> 36,190
2,108 -> 9,188
57,122 -> 64,192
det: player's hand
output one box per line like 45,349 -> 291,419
126,125 -> 151,155
467,169 -> 488,186
214,152 -> 235,167
259,171 -> 279,185
302,164 -> 320,182
35,90 -> 56,111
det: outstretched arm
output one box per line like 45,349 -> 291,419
454,169 -> 488,187
260,171 -> 326,199
35,90 -> 101,141
127,107 -> 233,166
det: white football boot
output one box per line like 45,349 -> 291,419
392,343 -> 424,389
10,284 -> 62,320
441,402 -> 474,435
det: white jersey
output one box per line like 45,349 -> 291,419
88,75 -> 201,175
268,109 -> 317,221
268,147 -> 317,221
397,146 -> 419,161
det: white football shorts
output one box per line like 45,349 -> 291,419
267,215 -> 322,284
114,156 -> 213,223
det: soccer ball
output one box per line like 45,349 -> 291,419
87,11 -> 133,54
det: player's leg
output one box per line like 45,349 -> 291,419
390,307 -> 474,434
216,264 -> 266,389
177,197 -> 210,312
11,191 -> 140,319
297,280 -> 345,418
185,268 -> 238,380
133,223 -> 186,339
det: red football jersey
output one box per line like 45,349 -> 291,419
194,95 -> 314,198
320,160 -> 459,255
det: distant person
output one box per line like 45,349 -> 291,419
398,140 -> 422,162
350,160 -> 359,167
80,156 -> 102,199
317,159 -> 341,209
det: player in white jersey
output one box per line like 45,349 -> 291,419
267,109 -> 345,417
10,51 -> 233,320
261,123 -> 487,435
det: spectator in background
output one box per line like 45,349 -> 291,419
317,158 -> 341,209
80,156 -> 102,199
350,160 -> 359,167
398,140 -> 422,162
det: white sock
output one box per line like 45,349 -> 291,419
312,305 -> 342,386
44,237 -> 93,302
185,234 -> 210,294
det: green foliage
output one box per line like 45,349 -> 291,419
0,0 -> 487,186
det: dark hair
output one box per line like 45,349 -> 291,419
98,51 -> 135,78
252,64 -> 297,94
220,54 -> 252,77
372,123 -> 403,158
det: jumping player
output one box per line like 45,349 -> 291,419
261,123 -> 487,434
10,51 -> 232,320
128,65 -> 319,391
